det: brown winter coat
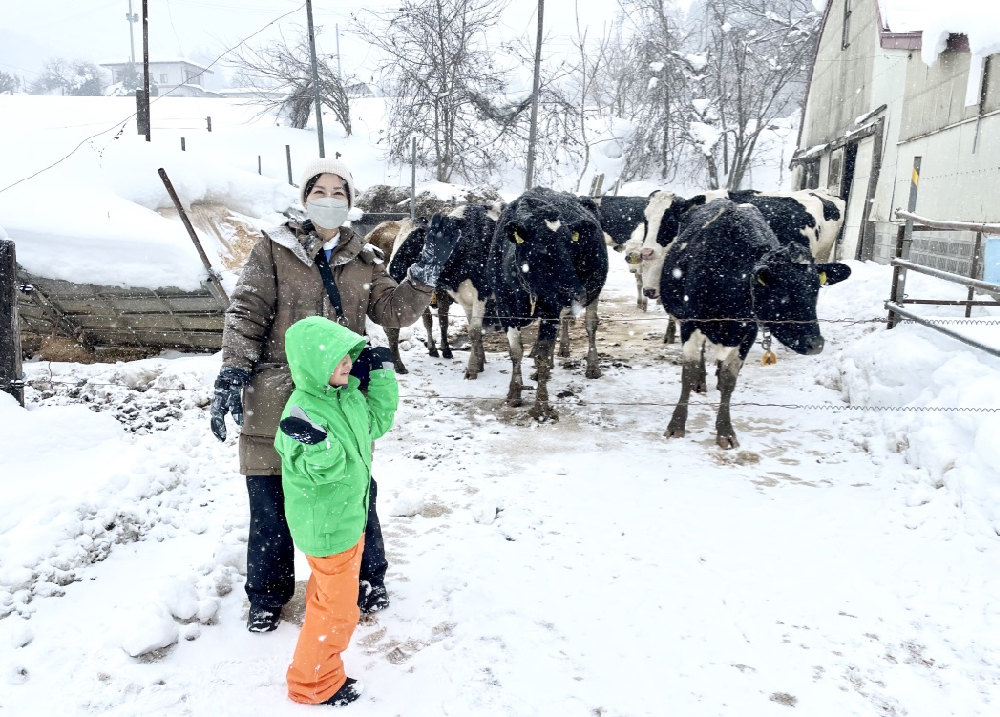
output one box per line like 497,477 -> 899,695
221,220 -> 432,475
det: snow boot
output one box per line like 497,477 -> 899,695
247,604 -> 280,633
358,580 -> 389,614
321,677 -> 365,707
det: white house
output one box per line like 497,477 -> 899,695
792,0 -> 1000,275
99,58 -> 219,98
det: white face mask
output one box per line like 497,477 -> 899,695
307,197 -> 350,230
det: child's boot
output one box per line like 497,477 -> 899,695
322,678 -> 364,707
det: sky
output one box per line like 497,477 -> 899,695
0,0 -> 642,90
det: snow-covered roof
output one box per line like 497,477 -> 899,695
98,58 -> 214,73
876,0 -> 1000,65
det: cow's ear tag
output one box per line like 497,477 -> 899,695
571,231 -> 580,242
761,351 -> 777,366
514,231 -> 525,244
819,271 -> 827,285
757,275 -> 768,286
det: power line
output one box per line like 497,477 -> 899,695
0,3 -> 305,195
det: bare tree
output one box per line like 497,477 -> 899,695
689,0 -> 820,188
353,0 -> 515,183
30,59 -> 106,96
0,71 -> 20,95
230,29 -> 352,135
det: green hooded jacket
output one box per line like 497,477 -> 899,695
275,316 -> 399,557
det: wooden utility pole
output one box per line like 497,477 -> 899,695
0,239 -> 24,406
137,0 -> 151,141
306,0 -> 325,158
524,0 -> 544,190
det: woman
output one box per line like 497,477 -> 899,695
210,157 -> 459,632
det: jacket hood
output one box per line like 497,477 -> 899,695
284,316 -> 367,396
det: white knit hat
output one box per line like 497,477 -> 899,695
298,157 -> 356,207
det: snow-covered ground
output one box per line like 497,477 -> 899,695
2,251 -> 999,716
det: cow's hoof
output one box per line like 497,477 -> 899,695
585,366 -> 602,379
694,383 -> 706,394
529,405 -> 558,422
464,369 -> 479,380
529,371 -> 538,381
395,364 -> 409,375
558,349 -> 570,358
428,348 -> 439,358
442,348 -> 453,359
664,426 -> 685,439
716,435 -> 739,450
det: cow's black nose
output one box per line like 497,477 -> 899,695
804,335 -> 825,355
643,288 -> 658,299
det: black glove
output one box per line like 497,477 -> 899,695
279,406 -> 328,445
349,347 -> 395,391
210,366 -> 250,442
409,214 -> 461,287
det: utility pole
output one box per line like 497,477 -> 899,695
335,23 -> 342,79
126,0 -> 138,68
135,0 -> 151,141
306,0 -> 325,158
524,0 -> 544,190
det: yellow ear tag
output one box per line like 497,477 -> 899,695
761,351 -> 777,366
757,275 -> 767,286
514,231 -> 525,244
819,271 -> 827,285
572,231 -> 580,242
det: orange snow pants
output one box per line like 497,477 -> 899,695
286,536 -> 364,704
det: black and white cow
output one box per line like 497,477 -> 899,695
388,203 -> 502,379
639,187 -> 845,302
489,186 -> 609,420
590,194 -> 655,310
659,199 -> 851,449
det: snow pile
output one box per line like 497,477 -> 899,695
877,0 -> 1000,66
819,260 -> 1000,538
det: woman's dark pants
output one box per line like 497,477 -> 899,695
244,474 -> 388,611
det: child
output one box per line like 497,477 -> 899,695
274,315 -> 398,707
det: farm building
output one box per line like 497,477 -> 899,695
792,0 -> 999,275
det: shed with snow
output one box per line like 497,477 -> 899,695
792,0 -> 1000,274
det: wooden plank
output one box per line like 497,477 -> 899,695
72,314 -> 224,331
53,296 -> 224,314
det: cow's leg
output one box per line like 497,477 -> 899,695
666,330 -> 706,439
505,327 -> 525,407
438,292 -> 453,359
634,270 -> 647,311
714,348 -> 744,450
584,298 -> 602,379
385,327 -> 408,375
558,312 -> 571,358
423,305 -> 438,358
694,343 -> 707,394
465,298 -> 487,380
663,316 -> 677,344
529,322 -> 558,421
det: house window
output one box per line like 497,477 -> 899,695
841,0 -> 851,50
797,159 -> 821,191
160,73 -> 168,83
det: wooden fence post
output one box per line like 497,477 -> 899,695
286,144 -> 293,185
0,239 -> 25,406
206,115 -> 212,132
888,156 -> 921,329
